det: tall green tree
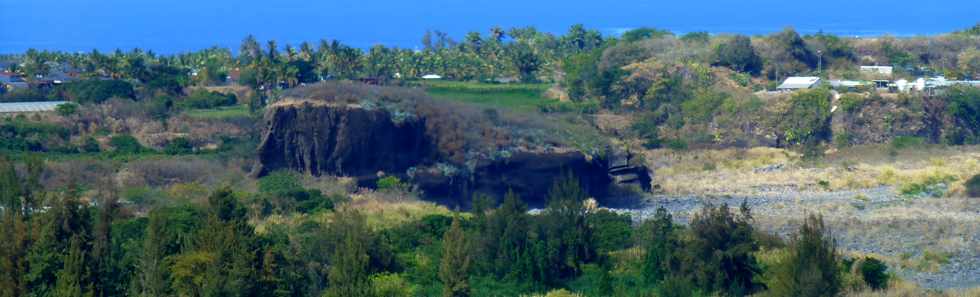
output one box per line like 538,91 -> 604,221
683,202 -> 762,296
136,209 -> 169,297
439,216 -> 471,297
0,158 -> 22,212
508,43 -> 541,82
713,35 -> 763,75
642,206 -> 679,285
0,209 -> 29,297
535,173 -> 594,285
479,190 -> 530,280
768,214 -> 841,297
325,209 -> 373,297
53,236 -> 90,297
196,187 -> 257,297
27,184 -> 93,297
90,185 -> 118,297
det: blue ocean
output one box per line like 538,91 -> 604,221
0,0 -> 977,54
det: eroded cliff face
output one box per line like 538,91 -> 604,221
255,102 -> 436,178
255,100 -> 651,205
407,151 -> 615,206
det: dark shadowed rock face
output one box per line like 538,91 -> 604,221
256,101 -> 652,206
255,102 -> 436,178
408,151 -> 615,207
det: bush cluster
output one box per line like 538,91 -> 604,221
177,89 -> 237,109
59,79 -> 135,104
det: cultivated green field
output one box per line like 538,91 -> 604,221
418,81 -> 556,113
183,104 -> 253,119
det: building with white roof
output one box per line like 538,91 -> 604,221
860,66 -> 894,76
777,76 -> 822,91
0,101 -> 69,113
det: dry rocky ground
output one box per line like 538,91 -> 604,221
616,145 -> 980,290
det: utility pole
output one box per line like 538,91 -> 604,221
817,50 -> 823,75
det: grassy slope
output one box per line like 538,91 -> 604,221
182,104 -> 252,120
419,80 -> 556,113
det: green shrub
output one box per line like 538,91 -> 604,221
890,136 -> 925,150
0,119 -> 70,151
681,90 -> 727,124
621,27 -> 673,42
781,88 -> 832,147
121,186 -> 166,207
838,94 -> 866,113
148,95 -> 175,121
834,132 -> 852,149
631,115 -> 662,149
178,89 -> 237,109
768,214 -> 841,297
858,257 -> 889,290
967,174 -> 980,198
587,210 -> 633,253
900,174 -> 956,198
370,273 -> 417,297
944,86 -> 980,144
684,203 -> 763,295
258,170 -> 303,196
61,79 -> 135,104
109,134 -> 145,154
376,176 -> 407,192
294,189 -> 335,213
258,170 -> 335,213
164,137 -> 194,155
80,136 -> 100,153
55,102 -> 78,116
658,276 -> 701,297
712,35 -> 763,75
665,139 -> 688,151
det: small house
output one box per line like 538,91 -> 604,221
828,80 -> 868,92
860,66 -> 894,77
421,74 -> 442,80
776,76 -> 821,91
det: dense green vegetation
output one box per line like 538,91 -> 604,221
59,80 -> 135,104
0,159 -> 895,297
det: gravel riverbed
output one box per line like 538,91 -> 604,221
604,186 -> 980,290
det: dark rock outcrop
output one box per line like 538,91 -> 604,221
255,100 -> 652,206
254,102 -> 436,179
407,151 -> 614,206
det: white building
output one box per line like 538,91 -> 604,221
860,66 -> 894,76
828,80 -> 867,89
0,101 -> 69,113
777,76 -> 822,91
421,74 -> 442,80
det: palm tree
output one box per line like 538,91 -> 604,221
490,26 -> 506,42
266,40 -> 278,62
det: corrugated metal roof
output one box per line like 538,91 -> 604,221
777,76 -> 821,90
0,101 -> 68,113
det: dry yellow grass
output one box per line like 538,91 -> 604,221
250,188 -> 453,233
844,281 -> 980,297
342,190 -> 455,229
646,145 -> 980,196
